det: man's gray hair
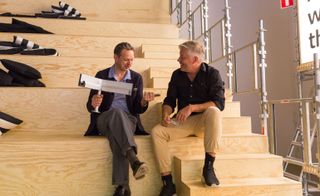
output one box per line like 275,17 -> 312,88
179,40 -> 205,61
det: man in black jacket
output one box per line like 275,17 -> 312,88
85,42 -> 154,196
151,41 -> 225,196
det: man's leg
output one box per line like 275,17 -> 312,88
97,108 -> 146,194
150,115 -> 201,196
194,106 -> 222,186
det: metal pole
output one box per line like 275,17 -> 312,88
313,53 -> 320,189
202,0 -> 209,62
302,101 -> 312,165
224,0 -> 233,91
253,43 -> 259,90
176,0 -> 182,27
187,0 -> 193,40
258,19 -> 268,136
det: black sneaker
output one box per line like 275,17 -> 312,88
159,184 -> 176,196
202,165 -> 220,186
132,161 -> 148,179
113,185 -> 131,196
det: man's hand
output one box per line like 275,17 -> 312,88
176,104 -> 193,123
141,92 -> 155,107
91,94 -> 103,108
161,114 -> 171,127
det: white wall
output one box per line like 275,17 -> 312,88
175,0 -> 299,157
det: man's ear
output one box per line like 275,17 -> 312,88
193,55 -> 199,63
114,54 -> 119,61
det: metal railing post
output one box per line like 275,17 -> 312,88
258,19 -> 268,136
187,0 -> 193,40
302,101 -> 312,165
313,53 -> 320,189
202,0 -> 209,62
224,0 -> 233,92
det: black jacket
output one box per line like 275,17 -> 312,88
84,67 -> 148,136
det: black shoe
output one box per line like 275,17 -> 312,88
159,184 -> 176,196
132,161 -> 148,179
202,165 -> 220,186
113,185 -> 131,196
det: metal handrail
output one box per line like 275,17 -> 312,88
170,1 -> 268,136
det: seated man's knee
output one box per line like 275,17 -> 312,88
205,106 -> 221,117
150,124 -> 167,140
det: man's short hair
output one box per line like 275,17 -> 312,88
114,42 -> 134,56
179,40 -> 204,60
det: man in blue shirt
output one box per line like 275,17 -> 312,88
85,42 -> 155,196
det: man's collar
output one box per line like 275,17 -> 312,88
108,64 -> 132,81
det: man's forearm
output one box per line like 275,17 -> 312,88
162,104 -> 173,117
190,101 -> 216,113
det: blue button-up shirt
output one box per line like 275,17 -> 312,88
108,65 -> 131,113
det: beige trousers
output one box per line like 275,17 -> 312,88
150,106 -> 222,173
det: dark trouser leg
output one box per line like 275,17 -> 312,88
96,108 -> 137,185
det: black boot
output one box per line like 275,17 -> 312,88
202,153 -> 220,186
159,175 -> 176,196
113,185 -> 131,196
126,148 -> 148,179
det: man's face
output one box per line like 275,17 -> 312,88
114,49 -> 134,71
178,48 -> 195,72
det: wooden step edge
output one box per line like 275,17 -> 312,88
174,153 -> 283,162
182,177 -> 302,188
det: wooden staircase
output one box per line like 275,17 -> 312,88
0,1 -> 302,195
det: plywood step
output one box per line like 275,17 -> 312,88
0,133 -> 272,195
148,67 -> 177,78
0,88 -> 247,134
0,55 -> 179,88
141,44 -> 179,53
0,0 -> 170,23
179,177 -> 302,196
168,134 -> 269,155
149,77 -> 234,102
0,17 -> 179,38
143,51 -> 178,59
174,154 -> 283,182
149,77 -> 170,88
0,33 -> 185,58
0,134 -> 162,196
0,87 -> 166,133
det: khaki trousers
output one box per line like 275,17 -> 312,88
150,106 -> 222,173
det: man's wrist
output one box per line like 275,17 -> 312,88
141,100 -> 148,107
189,104 -> 193,112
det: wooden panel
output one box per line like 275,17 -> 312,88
222,101 -> 241,117
0,17 -> 178,38
0,88 -> 166,133
150,77 -> 170,88
0,33 -> 185,58
0,0 -> 170,23
175,154 -> 283,182
148,67 -> 177,78
182,178 -> 302,196
142,44 -> 180,53
222,116 -> 251,132
168,134 -> 269,155
0,87 -> 252,134
0,55 -> 179,88
0,135 -> 162,196
143,51 -> 178,59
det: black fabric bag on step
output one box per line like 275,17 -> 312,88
1,59 -> 42,79
0,18 -> 52,34
0,111 -> 23,135
0,68 -> 13,86
9,71 -> 45,87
